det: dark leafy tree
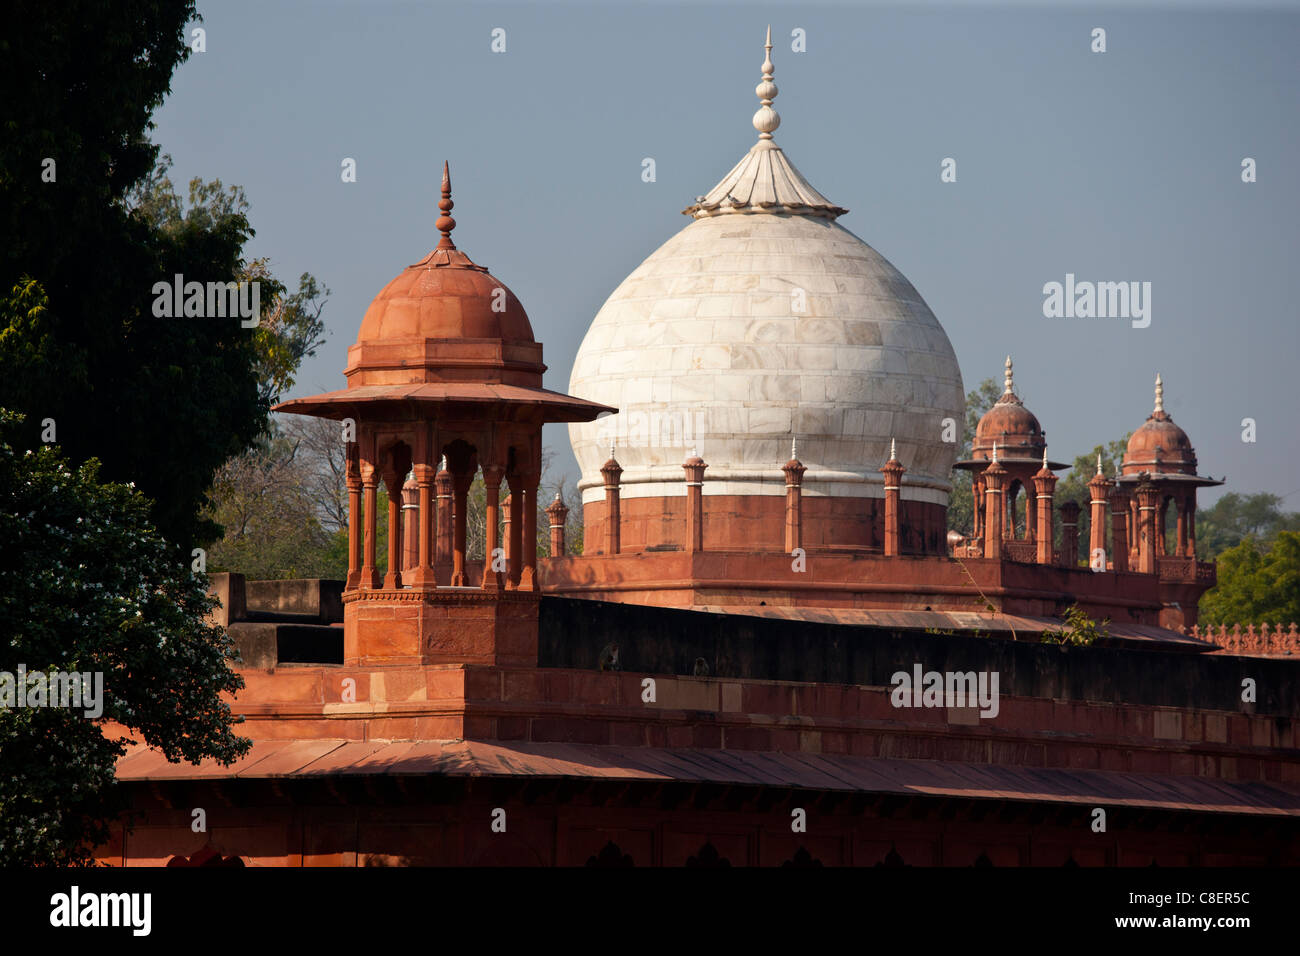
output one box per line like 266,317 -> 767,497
0,411 -> 249,865
0,1 -> 273,549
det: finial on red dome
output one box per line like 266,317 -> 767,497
435,160 -> 457,250
1154,372 -> 1164,414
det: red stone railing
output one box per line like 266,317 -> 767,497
1002,540 -> 1037,564
1156,556 -> 1193,581
1190,622 -> 1300,658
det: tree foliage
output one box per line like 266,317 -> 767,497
1041,604 -> 1109,647
1199,531 -> 1300,626
0,411 -> 249,865
0,2 -> 314,550
1195,492 -> 1300,561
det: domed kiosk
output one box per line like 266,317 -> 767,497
954,357 -> 1069,560
1115,374 -> 1222,583
567,28 -> 963,556
275,163 -> 612,666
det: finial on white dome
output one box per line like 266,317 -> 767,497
1154,373 -> 1164,414
1004,355 -> 1014,395
753,25 -> 780,141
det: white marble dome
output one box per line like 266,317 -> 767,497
568,33 -> 963,507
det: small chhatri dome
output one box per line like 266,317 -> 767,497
971,356 -> 1045,461
1123,373 -> 1197,476
347,161 -> 541,389
274,162 -> 613,428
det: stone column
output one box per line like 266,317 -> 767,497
1110,484 -> 1130,573
505,490 -> 522,588
601,450 -> 622,556
1059,500 -> 1080,568
401,472 -> 419,578
482,464 -> 505,591
783,441 -> 806,553
1033,457 -> 1058,565
1136,479 -> 1160,575
451,467 -> 472,587
1128,497 -> 1140,567
435,462 -> 452,577
1087,464 -> 1111,569
520,473 -> 539,591
982,456 -> 1007,560
1176,496 -> 1188,557
546,493 -> 569,557
1157,496 -> 1169,557
410,462 -> 436,589
360,460 -> 381,589
684,455 -> 707,553
345,449 -> 362,591
1024,480 -> 1038,544
1186,492 -> 1197,560
383,470 -> 405,590
880,439 -> 905,557
972,474 -> 985,543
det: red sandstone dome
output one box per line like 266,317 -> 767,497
343,162 -> 545,391
274,162 -> 611,425
1122,374 -> 1197,476
966,357 -> 1062,466
354,250 -> 534,349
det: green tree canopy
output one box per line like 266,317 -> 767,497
0,411 -> 249,865
1199,531 -> 1300,627
1195,492 -> 1300,560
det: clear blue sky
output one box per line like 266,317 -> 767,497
152,1 -> 1300,506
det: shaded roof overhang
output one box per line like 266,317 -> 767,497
114,739 -> 1300,818
690,604 -> 1214,651
274,382 -> 616,424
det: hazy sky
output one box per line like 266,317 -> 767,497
151,1 -> 1300,505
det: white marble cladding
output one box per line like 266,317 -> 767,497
569,214 -> 964,504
